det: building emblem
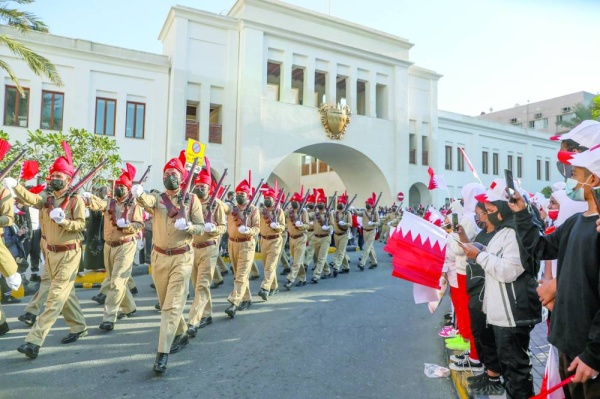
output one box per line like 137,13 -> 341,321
319,103 -> 351,140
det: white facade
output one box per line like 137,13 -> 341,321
0,0 -> 563,206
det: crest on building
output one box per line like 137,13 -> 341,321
319,103 -> 351,140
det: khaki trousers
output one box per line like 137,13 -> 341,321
360,229 -> 378,266
250,261 -> 260,278
304,231 -> 316,267
103,242 -> 137,322
380,224 -> 390,242
332,233 -> 350,271
227,240 -> 255,306
188,244 -> 218,326
26,246 -> 87,346
286,234 -> 307,283
152,250 -> 192,354
100,275 -> 137,295
212,263 -> 223,284
311,235 -> 331,280
260,236 -> 282,291
217,254 -> 228,273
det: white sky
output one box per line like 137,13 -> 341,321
23,0 -> 600,115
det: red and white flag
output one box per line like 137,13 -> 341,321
427,167 -> 448,191
423,206 -> 445,227
384,212 -> 447,289
458,147 -> 483,184
538,345 -> 565,399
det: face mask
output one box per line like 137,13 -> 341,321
337,204 -> 344,210
566,177 -> 589,202
291,202 -> 299,209
236,195 -> 247,205
163,176 -> 180,190
366,204 -> 372,210
487,211 -> 501,227
114,187 -> 127,198
196,188 -> 208,198
50,179 -> 66,192
264,199 -> 273,208
548,209 -> 559,220
307,204 -> 314,210
317,204 -> 325,210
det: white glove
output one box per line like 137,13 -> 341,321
84,208 -> 90,218
368,221 -> 374,226
49,208 -> 66,224
309,221 -> 314,226
174,218 -> 188,231
2,177 -> 17,190
81,191 -> 92,199
270,222 -> 279,229
322,224 -> 329,230
116,218 -> 130,228
295,221 -> 302,227
131,184 -> 144,199
204,222 -> 215,233
6,272 -> 21,291
387,222 -> 392,226
349,206 -> 355,211
238,225 -> 249,234
339,221 -> 346,226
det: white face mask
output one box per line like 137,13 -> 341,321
565,175 -> 591,202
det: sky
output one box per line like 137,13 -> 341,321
20,0 -> 600,116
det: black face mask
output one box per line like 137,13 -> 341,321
337,204 -> 344,210
264,199 -> 273,208
316,204 -> 325,210
366,204 -> 372,210
50,179 -> 66,192
163,176 -> 180,190
487,212 -> 501,227
291,202 -> 299,209
114,187 -> 127,198
236,195 -> 247,205
197,189 -> 208,199
307,204 -> 315,210
476,220 -> 487,230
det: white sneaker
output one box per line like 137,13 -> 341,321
450,350 -> 470,362
449,358 -> 484,372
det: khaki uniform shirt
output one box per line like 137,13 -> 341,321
195,197 -> 227,244
286,208 -> 309,236
259,207 -> 285,236
312,209 -> 330,236
86,195 -> 144,242
223,203 -> 260,239
0,188 -> 16,277
136,191 -> 204,249
14,184 -> 85,245
356,209 -> 381,229
330,210 -> 351,234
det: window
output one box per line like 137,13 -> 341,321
266,61 -> 281,101
314,71 -> 326,106
482,151 -> 489,174
4,86 -> 29,127
422,136 -> 428,165
492,153 -> 499,175
94,98 -> 116,136
375,84 -> 388,119
356,80 -> 366,115
445,145 -> 452,170
185,103 -> 198,141
528,121 -> 535,128
209,105 -> 222,144
336,75 -> 347,106
537,160 -> 542,180
545,160 -> 550,181
291,67 -> 304,105
517,156 -> 523,178
507,155 -> 513,172
457,148 -> 465,171
40,90 -> 64,130
409,134 -> 416,164
125,102 -> 145,139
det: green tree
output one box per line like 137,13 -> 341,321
541,185 -> 552,199
592,95 -> 600,120
0,0 -> 62,95
556,102 -> 596,129
0,128 -> 122,189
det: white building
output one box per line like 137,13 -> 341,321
0,0 -> 561,205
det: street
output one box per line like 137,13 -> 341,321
0,243 -> 456,399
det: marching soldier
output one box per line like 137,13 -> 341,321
283,190 -> 310,289
187,160 -> 227,336
304,192 -> 317,271
132,151 -> 204,373
5,142 -> 88,359
257,186 -> 285,301
330,194 -> 351,276
310,189 -> 333,283
82,163 -> 144,331
223,176 -> 260,318
379,205 -> 396,243
356,193 -> 380,270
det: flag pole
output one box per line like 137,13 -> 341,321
459,147 -> 483,186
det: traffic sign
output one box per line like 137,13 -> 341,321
186,138 -> 205,165
397,192 -> 404,201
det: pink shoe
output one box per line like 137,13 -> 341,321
438,326 -> 458,338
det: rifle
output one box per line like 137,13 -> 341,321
324,191 -> 337,222
55,159 -> 109,210
176,157 -> 199,222
219,184 -> 230,201
242,177 -> 264,225
205,168 -> 228,223
342,193 -> 358,214
295,189 -> 311,222
122,165 -> 152,221
280,192 -> 291,210
0,148 -> 27,181
274,188 -> 286,211
370,192 -> 383,222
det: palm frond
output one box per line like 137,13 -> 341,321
0,57 -> 24,95
0,35 -> 63,86
0,6 -> 48,33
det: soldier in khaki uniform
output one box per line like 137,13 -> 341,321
303,193 -> 317,271
132,152 -> 204,374
330,194 -> 352,276
187,161 -> 227,336
310,189 -> 333,283
257,186 -> 285,301
83,164 -> 144,331
223,177 -> 260,318
356,193 -> 380,271
6,144 -> 88,359
283,190 -> 309,289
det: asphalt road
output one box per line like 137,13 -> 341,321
0,242 -> 456,399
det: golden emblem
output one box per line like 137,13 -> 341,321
319,103 -> 351,140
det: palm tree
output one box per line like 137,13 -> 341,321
0,0 -> 62,95
556,102 -> 595,129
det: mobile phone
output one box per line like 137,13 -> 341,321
504,169 -> 516,201
451,213 -> 459,232
593,187 -> 600,214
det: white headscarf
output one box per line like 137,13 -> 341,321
552,190 -> 588,227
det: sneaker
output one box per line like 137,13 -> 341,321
469,376 -> 505,395
449,358 -> 484,372
438,326 -> 458,338
446,339 -> 470,351
449,350 -> 470,362
445,335 -> 464,344
467,372 -> 487,385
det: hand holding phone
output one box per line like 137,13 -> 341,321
504,169 -> 516,202
451,213 -> 459,232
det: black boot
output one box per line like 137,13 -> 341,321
0,321 -> 9,335
17,342 -> 40,359
153,352 -> 168,373
225,304 -> 237,318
